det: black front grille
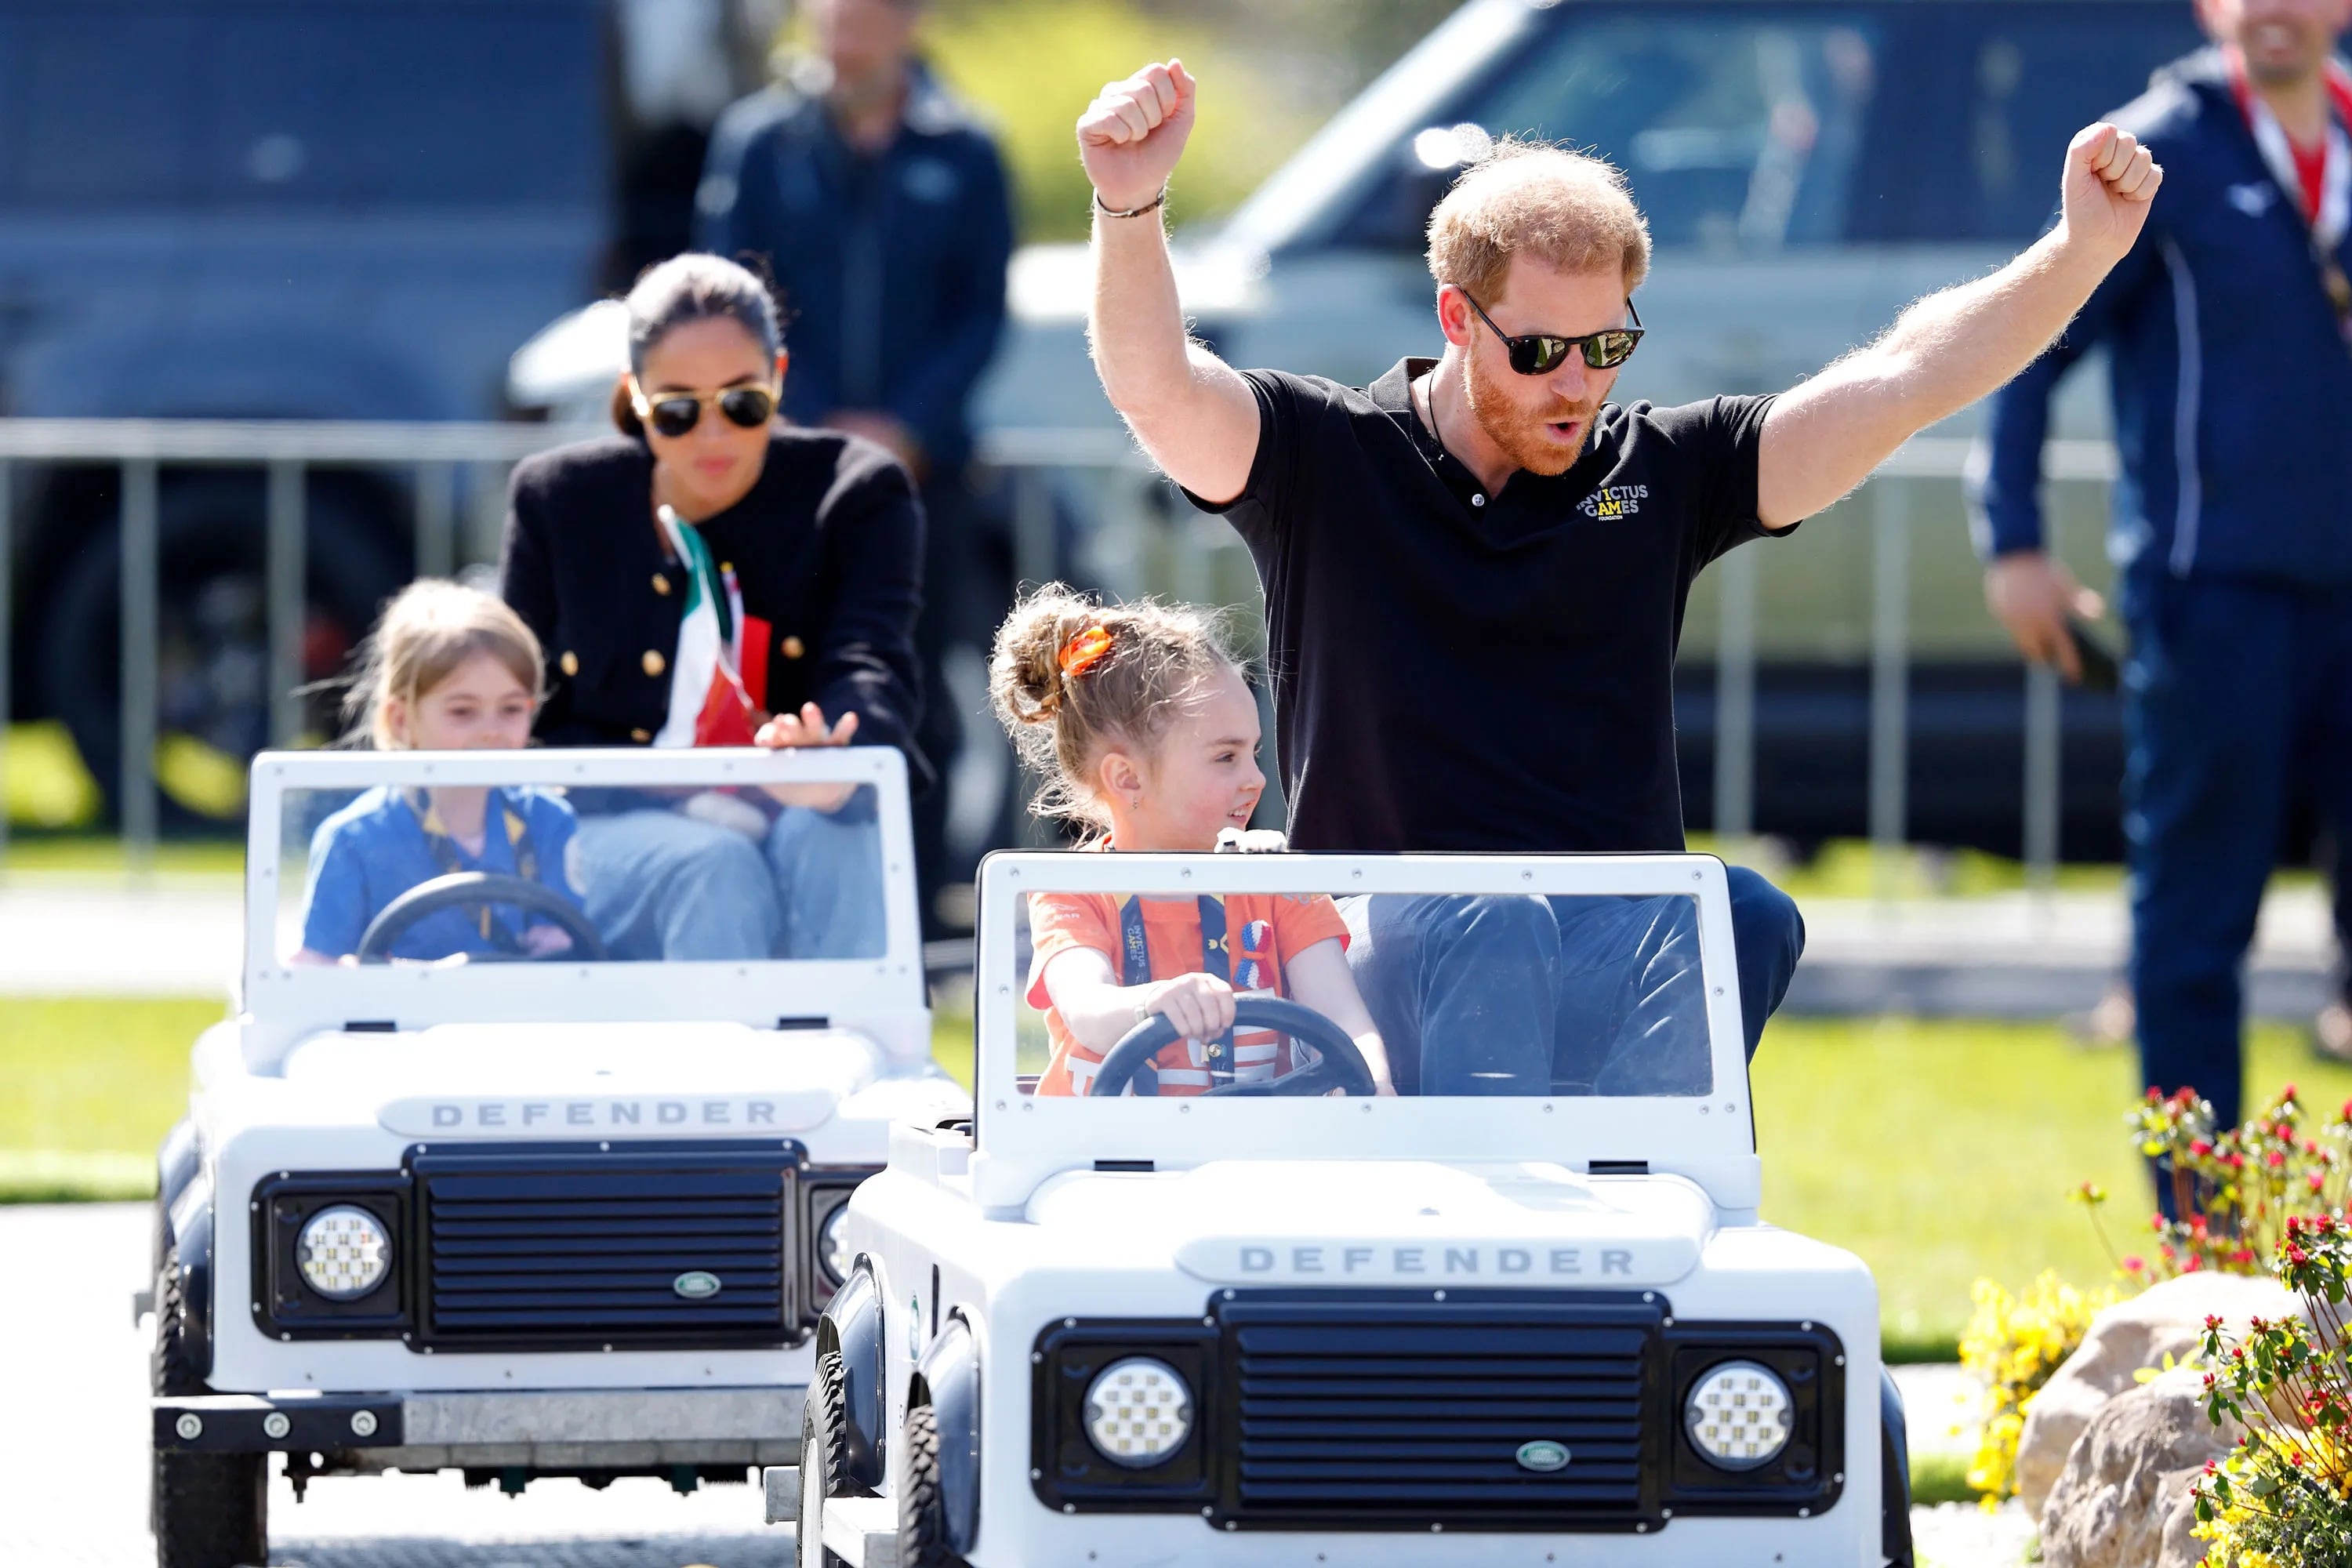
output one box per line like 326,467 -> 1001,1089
1221,1294 -> 1662,1527
414,1145 -> 796,1348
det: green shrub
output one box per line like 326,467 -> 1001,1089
2193,1216 -> 2352,1565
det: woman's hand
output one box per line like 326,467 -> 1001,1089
757,701 -> 858,749
755,701 -> 860,811
1142,971 -> 1236,1041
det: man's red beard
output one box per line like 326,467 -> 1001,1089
1460,350 -> 1601,478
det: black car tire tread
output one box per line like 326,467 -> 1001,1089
800,1350 -> 853,1568
152,1243 -> 268,1568
896,1403 -> 969,1568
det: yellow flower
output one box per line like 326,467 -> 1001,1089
1958,1272 -> 2118,1501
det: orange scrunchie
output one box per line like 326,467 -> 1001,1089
1058,625 -> 1114,681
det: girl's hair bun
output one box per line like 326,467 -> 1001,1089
987,583 -> 1243,831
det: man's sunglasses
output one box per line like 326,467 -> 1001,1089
1460,290 -> 1645,374
637,384 -> 779,438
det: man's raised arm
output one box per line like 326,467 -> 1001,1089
1755,123 -> 2162,528
1080,60 -> 1261,506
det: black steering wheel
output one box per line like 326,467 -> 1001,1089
1087,996 -> 1378,1098
354,871 -> 609,964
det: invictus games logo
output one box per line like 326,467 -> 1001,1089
1579,484 -> 1648,520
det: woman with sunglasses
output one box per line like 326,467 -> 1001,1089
499,252 -> 925,960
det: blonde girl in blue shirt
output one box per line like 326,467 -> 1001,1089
295,582 -> 584,964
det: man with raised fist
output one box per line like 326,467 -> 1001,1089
1078,59 -> 2162,1096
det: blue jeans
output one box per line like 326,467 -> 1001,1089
2125,575 -> 2352,1133
1340,868 -> 1805,1096
574,804 -> 884,961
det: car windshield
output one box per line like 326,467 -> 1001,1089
272,768 -> 886,967
1318,1 -> 2204,254
1011,884 -> 1716,1101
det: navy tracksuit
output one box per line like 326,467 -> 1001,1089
693,64 -> 1015,927
1975,49 -> 2352,1131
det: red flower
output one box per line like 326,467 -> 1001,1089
2190,1138 -> 2215,1157
2122,1254 -> 2147,1272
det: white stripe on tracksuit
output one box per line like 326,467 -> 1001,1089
2161,238 -> 2205,578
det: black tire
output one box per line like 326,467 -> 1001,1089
151,1244 -> 267,1568
896,1403 -> 970,1568
799,1350 -> 854,1568
41,470 -> 406,826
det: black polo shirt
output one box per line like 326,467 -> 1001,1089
1189,358 -> 1788,854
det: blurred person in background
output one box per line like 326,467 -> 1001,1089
1975,0 -> 2352,1129
500,253 -> 926,960
695,0 -> 1014,936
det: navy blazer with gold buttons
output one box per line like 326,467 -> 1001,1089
498,427 -> 931,789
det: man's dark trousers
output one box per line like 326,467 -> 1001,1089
1342,869 -> 1806,1095
2126,573 -> 2352,1133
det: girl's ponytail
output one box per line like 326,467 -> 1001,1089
988,583 -> 1242,830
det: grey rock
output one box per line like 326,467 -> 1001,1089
2038,1367 -> 2239,1568
2015,1272 -> 2297,1513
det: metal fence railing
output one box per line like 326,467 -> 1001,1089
0,419 -> 2114,884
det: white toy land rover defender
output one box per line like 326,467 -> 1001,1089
786,850 -> 1913,1567
147,746 -> 967,1568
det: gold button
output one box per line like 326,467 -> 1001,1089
559,651 -> 579,677
719,561 -> 735,575
642,649 -> 666,677
781,636 -> 806,660
630,728 -> 652,743
652,573 -> 670,596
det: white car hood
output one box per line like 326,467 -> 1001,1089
1025,1160 -> 1712,1290
279,1021 -> 887,1135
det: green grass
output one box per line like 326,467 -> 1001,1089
1752,1017 -> 2348,1358
0,836 -> 245,880
0,996 -> 227,1200
1906,1450 -> 1980,1508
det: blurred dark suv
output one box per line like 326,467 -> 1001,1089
0,0 -> 765,822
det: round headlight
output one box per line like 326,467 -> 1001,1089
818,1203 -> 853,1287
296,1205 -> 392,1301
1083,1356 -> 1193,1468
1684,1359 -> 1793,1471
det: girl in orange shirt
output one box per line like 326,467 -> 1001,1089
990,586 -> 1394,1096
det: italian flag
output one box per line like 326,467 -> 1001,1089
651,506 -> 760,749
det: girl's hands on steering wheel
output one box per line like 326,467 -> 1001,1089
755,701 -> 860,811
1138,976 -> 1398,1095
519,924 -> 575,958
1142,971 -> 1236,1041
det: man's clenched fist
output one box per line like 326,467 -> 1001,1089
2057,122 -> 2162,265
1077,60 -> 1196,214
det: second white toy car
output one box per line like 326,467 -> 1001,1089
789,848 -> 1911,1567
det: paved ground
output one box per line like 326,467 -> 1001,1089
0,1204 -> 785,1568
0,876 -> 245,996
6,1203 -> 2034,1567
